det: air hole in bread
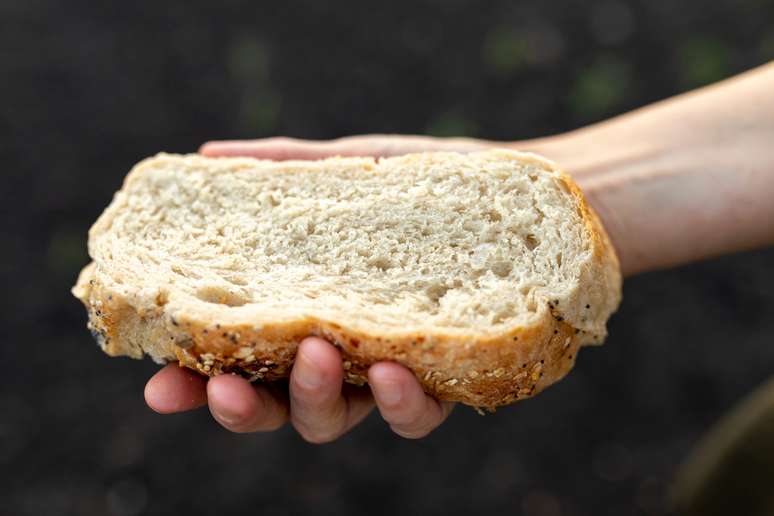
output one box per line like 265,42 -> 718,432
486,210 -> 502,222
368,256 -> 394,271
463,219 -> 483,233
223,274 -> 248,286
196,286 -> 251,307
258,192 -> 280,208
491,260 -> 513,278
155,291 -> 169,307
524,234 -> 539,250
171,265 -> 201,280
425,283 -> 450,304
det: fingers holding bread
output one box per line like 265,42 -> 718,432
369,362 -> 455,439
289,337 -> 374,444
207,374 -> 289,433
144,364 -> 208,414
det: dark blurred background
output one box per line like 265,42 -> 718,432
1,1 -> 773,515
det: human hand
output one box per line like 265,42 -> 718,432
145,336 -> 454,442
149,61 -> 774,440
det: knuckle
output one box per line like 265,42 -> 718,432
290,379 -> 341,408
291,381 -> 334,406
289,377 -> 316,397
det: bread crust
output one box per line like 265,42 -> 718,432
72,150 -> 621,410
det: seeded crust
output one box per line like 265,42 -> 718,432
71,150 -> 621,410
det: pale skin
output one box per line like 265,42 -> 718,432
145,61 -> 774,442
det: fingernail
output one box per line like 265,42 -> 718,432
374,379 -> 403,407
296,349 -> 324,390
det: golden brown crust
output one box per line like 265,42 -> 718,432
71,150 -> 621,410
75,262 -> 585,410
551,156 -> 622,344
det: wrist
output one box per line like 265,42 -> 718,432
516,131 -> 774,277
505,132 -> 644,277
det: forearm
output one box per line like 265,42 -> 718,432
520,62 -> 774,276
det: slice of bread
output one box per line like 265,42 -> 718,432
72,150 -> 621,409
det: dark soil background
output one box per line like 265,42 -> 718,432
1,1 -> 773,515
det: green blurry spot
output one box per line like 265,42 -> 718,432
228,34 -> 281,134
48,227 -> 88,279
228,34 -> 269,81
239,90 -> 281,135
483,27 -> 528,76
426,110 -> 478,137
569,56 -> 632,120
677,36 -> 731,88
